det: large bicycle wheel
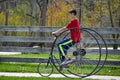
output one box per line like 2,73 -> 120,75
37,58 -> 53,77
51,28 -> 103,78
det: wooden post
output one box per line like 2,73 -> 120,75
5,1 -> 9,26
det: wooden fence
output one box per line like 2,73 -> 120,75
0,26 -> 120,65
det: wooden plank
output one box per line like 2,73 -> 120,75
90,27 -> 120,34
0,36 -> 120,44
0,57 -> 119,65
0,36 -> 54,43
0,46 -> 119,54
0,26 -> 60,32
84,49 -> 120,54
0,47 -> 53,53
0,57 -> 48,63
0,26 -> 120,34
81,38 -> 120,44
82,60 -> 120,66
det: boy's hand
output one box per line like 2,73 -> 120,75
52,27 -> 67,37
52,32 -> 58,37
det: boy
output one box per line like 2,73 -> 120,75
52,9 -> 81,69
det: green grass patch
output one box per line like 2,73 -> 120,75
0,76 -> 92,80
85,54 -> 120,60
0,53 -> 120,60
98,65 -> 120,76
0,62 -> 120,76
0,62 -> 37,73
0,53 -> 50,58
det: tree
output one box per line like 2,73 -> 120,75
108,0 -> 120,49
36,0 -> 48,26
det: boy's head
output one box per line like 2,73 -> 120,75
69,9 -> 77,19
69,9 -> 77,15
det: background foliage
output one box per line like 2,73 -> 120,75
0,0 -> 119,27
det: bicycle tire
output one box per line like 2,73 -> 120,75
37,59 -> 53,77
51,28 -> 103,78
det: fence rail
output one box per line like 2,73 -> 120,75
0,47 -> 119,54
0,26 -> 120,65
0,57 -> 119,66
0,36 -> 119,44
0,26 -> 120,34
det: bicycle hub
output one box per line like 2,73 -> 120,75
73,49 -> 86,56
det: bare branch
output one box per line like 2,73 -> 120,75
36,0 -> 42,11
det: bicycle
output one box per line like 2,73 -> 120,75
37,27 -> 108,78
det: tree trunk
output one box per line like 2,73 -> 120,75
41,0 -> 47,26
36,0 -> 47,26
76,0 -> 82,22
3,1 -> 9,46
108,0 -> 120,50
5,1 -> 8,26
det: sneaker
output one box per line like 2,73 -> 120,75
60,58 -> 73,66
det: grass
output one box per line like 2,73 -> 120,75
85,54 -> 120,60
0,53 -> 120,60
0,76 -> 93,80
0,62 -> 37,73
0,53 -> 51,58
0,62 -> 120,76
0,53 -> 119,76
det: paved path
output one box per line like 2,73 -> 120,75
0,72 -> 120,80
0,52 -> 21,55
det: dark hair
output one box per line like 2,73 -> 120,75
69,9 -> 77,15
